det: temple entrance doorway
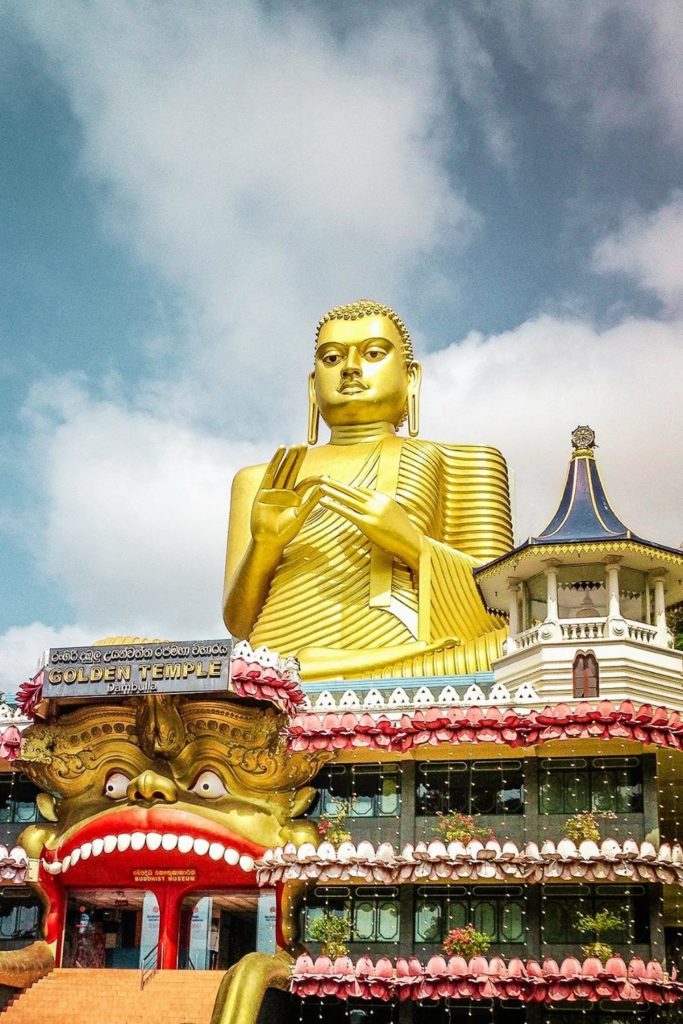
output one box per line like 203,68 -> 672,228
63,889 -> 157,969
179,891 -> 266,970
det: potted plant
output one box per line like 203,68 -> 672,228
576,908 -> 624,962
433,812 -> 494,845
308,912 -> 352,959
317,801 -> 352,847
442,924 -> 491,958
563,810 -> 617,844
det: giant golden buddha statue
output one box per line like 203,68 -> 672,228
223,300 -> 513,680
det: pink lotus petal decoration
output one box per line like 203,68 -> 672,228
290,955 -> 683,1005
0,725 -> 23,761
287,700 -> 683,754
15,670 -> 44,720
229,642 -> 305,716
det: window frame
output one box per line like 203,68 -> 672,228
416,760 -> 525,817
538,756 -> 643,815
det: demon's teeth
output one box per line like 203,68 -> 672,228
130,832 -> 146,852
46,831 -> 257,868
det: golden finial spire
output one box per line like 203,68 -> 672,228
571,424 -> 597,459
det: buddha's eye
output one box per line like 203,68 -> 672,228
190,770 -> 228,799
321,352 -> 341,366
365,348 -> 386,361
103,771 -> 131,800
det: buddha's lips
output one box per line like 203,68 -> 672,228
40,806 -> 266,879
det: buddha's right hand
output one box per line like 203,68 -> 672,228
250,445 -> 320,552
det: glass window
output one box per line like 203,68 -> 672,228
353,902 -> 375,941
304,888 -> 400,944
0,776 -> 44,824
0,899 -> 41,943
539,758 -> 643,815
542,886 -> 648,945
417,761 -> 524,816
416,899 -> 442,943
415,888 -> 526,946
315,764 -> 400,819
377,902 -> 399,942
0,908 -> 17,938
545,1003 -> 649,1024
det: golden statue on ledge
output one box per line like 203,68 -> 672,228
224,300 -> 513,680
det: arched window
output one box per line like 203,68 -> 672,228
573,650 -> 599,698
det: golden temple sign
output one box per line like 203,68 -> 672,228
44,639 -> 232,699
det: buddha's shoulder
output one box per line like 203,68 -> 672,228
403,438 -> 508,468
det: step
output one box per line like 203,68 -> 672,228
1,969 -> 228,1024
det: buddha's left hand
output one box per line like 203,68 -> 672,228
318,478 -> 421,571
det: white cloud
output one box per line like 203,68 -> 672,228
593,194 -> 683,314
421,314 -> 683,549
3,376 -> 270,692
21,379 -> 266,642
0,623 -> 92,695
16,1 -> 470,430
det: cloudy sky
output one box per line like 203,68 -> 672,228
1,1 -> 682,692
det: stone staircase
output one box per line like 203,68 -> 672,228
1,968 -> 227,1023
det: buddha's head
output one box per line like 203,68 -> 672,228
309,300 -> 422,440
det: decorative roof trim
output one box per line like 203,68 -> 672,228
257,838 -> 683,887
476,539 -> 683,580
287,699 -> 683,754
292,954 -> 683,1005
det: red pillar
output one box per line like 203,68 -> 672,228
41,874 -> 67,965
156,886 -> 183,969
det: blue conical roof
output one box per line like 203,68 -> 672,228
533,425 -> 632,543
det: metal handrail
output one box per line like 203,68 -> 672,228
140,941 -> 160,990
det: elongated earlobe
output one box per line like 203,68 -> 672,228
407,362 -> 422,437
307,373 -> 319,446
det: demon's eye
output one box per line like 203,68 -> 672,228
104,771 -> 131,800
190,770 -> 228,799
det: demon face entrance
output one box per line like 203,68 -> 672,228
64,890 -> 155,969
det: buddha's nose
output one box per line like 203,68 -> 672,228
341,348 -> 362,376
127,769 -> 177,805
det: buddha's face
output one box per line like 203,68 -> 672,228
313,314 -> 418,427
